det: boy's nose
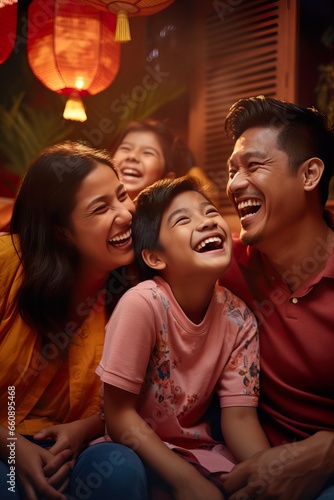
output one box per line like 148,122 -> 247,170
199,218 -> 218,230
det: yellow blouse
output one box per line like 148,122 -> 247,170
0,235 -> 106,435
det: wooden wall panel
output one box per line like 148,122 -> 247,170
188,0 -> 298,215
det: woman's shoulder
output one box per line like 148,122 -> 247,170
0,234 -> 23,290
0,234 -> 21,265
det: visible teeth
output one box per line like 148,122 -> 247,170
109,228 -> 131,244
237,199 -> 261,210
195,236 -> 222,252
241,212 -> 255,220
121,168 -> 140,177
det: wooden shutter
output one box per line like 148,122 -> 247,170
188,0 -> 298,214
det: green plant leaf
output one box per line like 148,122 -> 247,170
0,94 -> 73,176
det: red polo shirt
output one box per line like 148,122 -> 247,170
220,211 -> 334,446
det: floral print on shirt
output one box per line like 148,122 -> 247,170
143,285 -> 259,420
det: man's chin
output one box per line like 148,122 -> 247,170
240,229 -> 260,247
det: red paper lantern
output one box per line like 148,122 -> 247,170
80,0 -> 176,42
27,0 -> 120,121
0,2 -> 17,64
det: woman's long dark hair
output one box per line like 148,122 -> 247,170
10,141 -> 119,342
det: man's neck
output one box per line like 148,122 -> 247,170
263,218 -> 334,291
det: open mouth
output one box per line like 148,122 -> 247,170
108,228 -> 132,247
238,199 -> 262,220
195,236 -> 223,253
121,168 -> 141,179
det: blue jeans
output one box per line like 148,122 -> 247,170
67,442 -> 148,499
315,476 -> 334,499
0,442 -> 148,499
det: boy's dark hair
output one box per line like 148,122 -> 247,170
133,175 -> 211,280
224,95 -> 334,206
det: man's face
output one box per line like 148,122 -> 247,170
226,126 -> 307,253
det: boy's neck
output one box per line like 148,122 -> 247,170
163,275 -> 217,324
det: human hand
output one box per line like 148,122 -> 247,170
221,432 -> 334,499
172,469 -> 225,500
15,434 -> 71,500
32,419 -> 91,496
34,421 -> 86,461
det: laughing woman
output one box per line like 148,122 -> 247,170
0,142 -> 147,500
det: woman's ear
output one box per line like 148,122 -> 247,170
55,225 -> 73,243
165,171 -> 176,180
302,157 -> 324,192
141,249 -> 166,270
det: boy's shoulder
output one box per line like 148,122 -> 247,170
214,282 -> 252,312
121,277 -> 169,301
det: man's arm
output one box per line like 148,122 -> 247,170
221,431 -> 334,499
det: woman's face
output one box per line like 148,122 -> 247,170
113,130 -> 168,199
65,162 -> 135,279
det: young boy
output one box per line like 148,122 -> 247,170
96,176 -> 270,499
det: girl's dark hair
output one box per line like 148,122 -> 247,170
224,95 -> 334,206
10,140 -> 119,341
133,175 -> 211,280
111,119 -> 195,178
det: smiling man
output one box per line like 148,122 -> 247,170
220,96 -> 334,500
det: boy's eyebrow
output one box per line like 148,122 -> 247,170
166,200 -> 213,224
167,208 -> 187,224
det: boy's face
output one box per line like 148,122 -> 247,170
156,190 -> 232,282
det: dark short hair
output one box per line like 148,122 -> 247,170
111,119 -> 195,178
224,95 -> 334,205
133,175 -> 211,279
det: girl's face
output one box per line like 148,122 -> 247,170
113,131 -> 173,199
65,162 -> 135,279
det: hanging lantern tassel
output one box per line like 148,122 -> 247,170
63,91 -> 87,122
114,10 -> 131,43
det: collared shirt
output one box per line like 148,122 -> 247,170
220,211 -> 334,446
0,235 -> 106,435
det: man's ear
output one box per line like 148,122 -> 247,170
141,249 -> 166,270
302,157 -> 324,192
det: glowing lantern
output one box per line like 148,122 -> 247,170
80,0 -> 176,43
0,0 -> 17,7
0,2 -> 17,64
27,0 -> 120,122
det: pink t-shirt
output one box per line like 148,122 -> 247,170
97,276 -> 259,472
